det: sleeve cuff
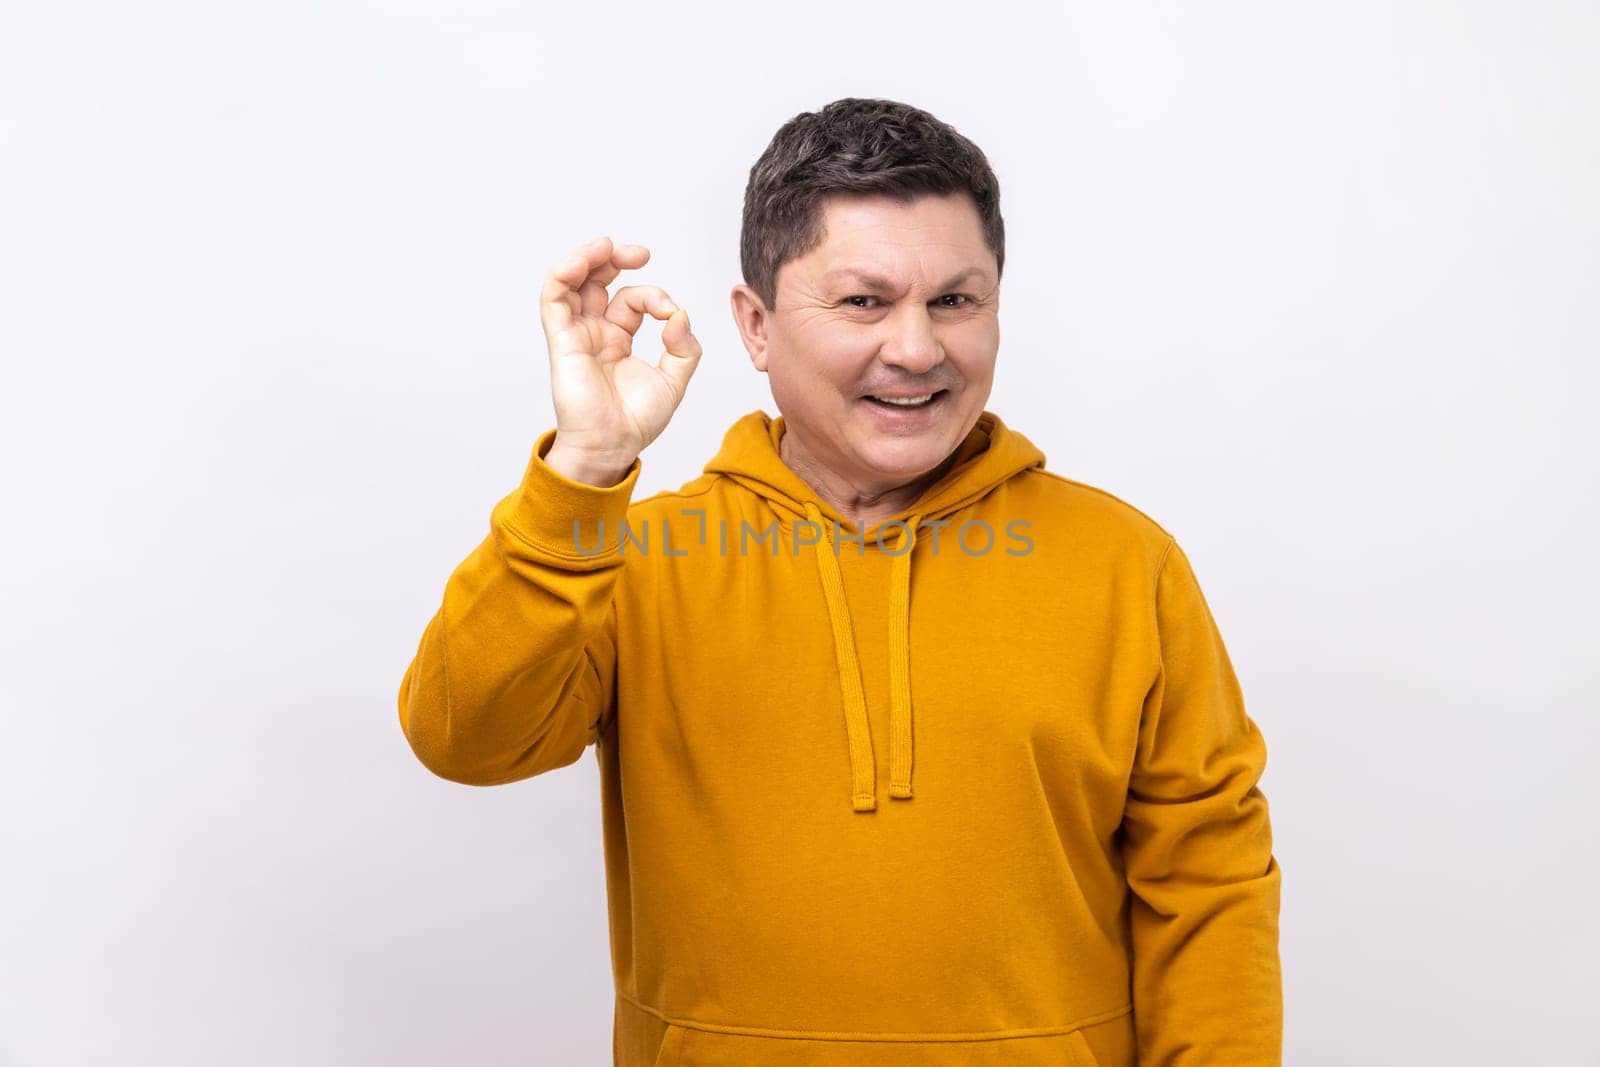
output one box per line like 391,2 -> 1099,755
490,428 -> 642,562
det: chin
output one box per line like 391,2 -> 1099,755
852,434 -> 957,482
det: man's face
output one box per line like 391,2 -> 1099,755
732,192 -> 1001,493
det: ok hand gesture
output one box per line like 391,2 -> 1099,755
539,235 -> 703,486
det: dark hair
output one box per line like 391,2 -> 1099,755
739,97 -> 1006,311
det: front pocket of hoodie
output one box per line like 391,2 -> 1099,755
1067,1027 -> 1100,1066
1069,1009 -> 1136,1067
649,1019 -> 1134,1065
651,1024 -> 687,1067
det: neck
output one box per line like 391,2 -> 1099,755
779,430 -> 960,530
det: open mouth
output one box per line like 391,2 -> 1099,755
862,389 -> 948,411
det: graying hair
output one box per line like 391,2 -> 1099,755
739,97 -> 1006,311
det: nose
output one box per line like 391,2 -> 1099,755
876,302 -> 945,376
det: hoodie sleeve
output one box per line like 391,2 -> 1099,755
397,428 -> 640,786
1121,539 -> 1284,1065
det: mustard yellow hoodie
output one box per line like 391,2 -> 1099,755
398,409 -> 1282,1066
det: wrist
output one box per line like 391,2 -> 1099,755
544,439 -> 635,488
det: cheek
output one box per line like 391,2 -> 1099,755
943,320 -> 1000,378
773,321 -> 877,388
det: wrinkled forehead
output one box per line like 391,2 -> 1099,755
796,193 -> 996,293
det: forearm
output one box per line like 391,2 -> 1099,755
398,429 -> 639,785
1124,743 -> 1283,1063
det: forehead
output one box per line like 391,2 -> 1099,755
794,192 -> 995,289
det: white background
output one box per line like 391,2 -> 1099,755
2,2 -> 1595,1064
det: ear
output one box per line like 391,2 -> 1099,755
729,284 -> 772,373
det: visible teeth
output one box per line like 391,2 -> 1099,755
870,393 -> 935,406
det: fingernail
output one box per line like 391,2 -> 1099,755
661,299 -> 679,312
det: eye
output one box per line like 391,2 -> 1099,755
937,294 -> 970,308
845,295 -> 878,309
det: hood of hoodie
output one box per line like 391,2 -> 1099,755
701,409 -> 1047,812
702,409 -> 1046,535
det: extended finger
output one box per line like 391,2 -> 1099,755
587,242 -> 650,289
541,236 -> 611,335
604,284 -> 681,335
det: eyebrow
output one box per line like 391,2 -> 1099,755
823,266 -> 991,292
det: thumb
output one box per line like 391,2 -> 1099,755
655,307 -> 704,400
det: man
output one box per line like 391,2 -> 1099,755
399,97 -> 1282,1065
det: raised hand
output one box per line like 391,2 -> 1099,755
538,235 -> 703,486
